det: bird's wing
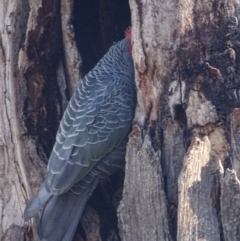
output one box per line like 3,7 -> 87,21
46,74 -> 135,194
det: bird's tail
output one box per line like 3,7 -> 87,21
38,178 -> 98,241
24,184 -> 52,221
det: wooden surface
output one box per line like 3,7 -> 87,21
1,0 -> 240,240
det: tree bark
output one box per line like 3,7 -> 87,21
119,0 -> 240,241
1,0 -> 240,241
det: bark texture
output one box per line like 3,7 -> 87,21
119,0 -> 240,241
177,137 -> 220,241
1,0 -> 240,241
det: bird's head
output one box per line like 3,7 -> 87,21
125,27 -> 132,54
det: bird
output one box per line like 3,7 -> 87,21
24,27 -> 136,241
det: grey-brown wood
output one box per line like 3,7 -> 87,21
230,108 -> 240,179
177,136 -> 220,241
0,0 -> 44,240
60,0 -> 82,95
118,126 -> 172,241
221,169 -> 240,241
119,0 -> 240,241
2,0 -> 240,240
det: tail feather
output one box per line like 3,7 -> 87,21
24,184 -> 52,221
38,178 -> 98,241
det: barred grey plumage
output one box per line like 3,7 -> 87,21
24,36 -> 136,241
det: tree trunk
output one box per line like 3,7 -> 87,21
119,0 -> 240,240
1,0 -> 240,241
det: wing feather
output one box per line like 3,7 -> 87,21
46,75 -> 135,195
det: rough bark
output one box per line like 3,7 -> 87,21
177,137 -> 220,241
118,128 -> 171,241
119,0 -> 240,241
1,0 -> 240,241
0,0 -> 128,240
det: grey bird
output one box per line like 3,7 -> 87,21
24,29 -> 136,241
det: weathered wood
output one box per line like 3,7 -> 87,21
230,108 -> 240,179
119,0 -> 240,241
177,136 -> 220,241
2,0 -> 240,240
0,1 -> 67,240
162,119 -> 186,237
118,126 -> 172,241
0,0 -> 40,240
221,169 -> 240,241
60,0 -> 82,95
